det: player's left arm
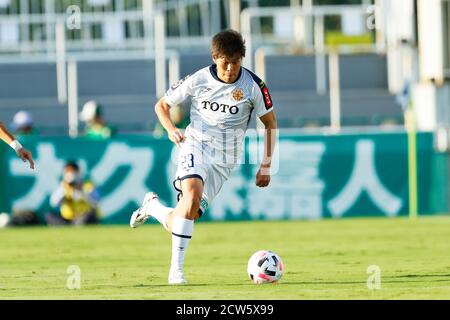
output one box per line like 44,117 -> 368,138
255,110 -> 277,188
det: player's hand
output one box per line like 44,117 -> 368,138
255,165 -> 271,187
16,147 -> 35,170
168,128 -> 185,147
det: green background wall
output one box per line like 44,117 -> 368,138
0,131 -> 447,223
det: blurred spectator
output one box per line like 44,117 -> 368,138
153,104 -> 189,138
46,161 -> 100,225
11,110 -> 38,136
79,100 -> 114,139
0,209 -> 40,228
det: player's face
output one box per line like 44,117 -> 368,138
213,54 -> 242,83
63,166 -> 81,186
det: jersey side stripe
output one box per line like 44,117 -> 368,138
244,68 -> 274,110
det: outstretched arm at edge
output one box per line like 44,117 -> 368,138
0,121 -> 35,169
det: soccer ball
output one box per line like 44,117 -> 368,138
247,250 -> 284,284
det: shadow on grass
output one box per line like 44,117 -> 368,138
386,274 -> 450,278
129,276 -> 450,288
37,273 -> 447,291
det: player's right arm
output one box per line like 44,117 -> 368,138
0,121 -> 35,169
154,97 -> 185,147
155,74 -> 194,147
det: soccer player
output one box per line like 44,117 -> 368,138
0,121 -> 35,169
130,29 -> 277,284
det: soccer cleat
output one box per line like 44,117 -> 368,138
168,269 -> 187,285
129,192 -> 158,228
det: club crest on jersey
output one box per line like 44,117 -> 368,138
231,88 -> 245,102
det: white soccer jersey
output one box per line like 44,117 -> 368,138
165,64 -> 274,165
166,65 -> 274,215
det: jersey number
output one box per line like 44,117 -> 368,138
181,153 -> 194,170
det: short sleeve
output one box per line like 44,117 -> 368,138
248,70 -> 274,118
165,74 -> 193,107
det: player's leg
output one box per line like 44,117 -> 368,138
130,192 -> 173,230
168,176 -> 203,284
151,175 -> 202,232
130,137 -> 202,230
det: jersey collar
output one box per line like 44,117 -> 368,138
209,64 -> 242,84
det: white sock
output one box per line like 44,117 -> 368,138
170,217 -> 194,272
144,198 -> 172,231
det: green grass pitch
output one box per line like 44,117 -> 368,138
1,216 -> 450,299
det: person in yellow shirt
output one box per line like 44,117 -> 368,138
46,161 -> 100,225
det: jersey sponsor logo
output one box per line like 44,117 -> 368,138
170,74 -> 190,91
245,68 -> 274,110
199,87 -> 212,95
231,88 -> 245,102
261,85 -> 273,109
201,101 -> 239,114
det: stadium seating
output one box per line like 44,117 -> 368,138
0,52 -> 403,134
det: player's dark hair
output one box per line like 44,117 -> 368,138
65,160 -> 79,171
211,29 -> 246,58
